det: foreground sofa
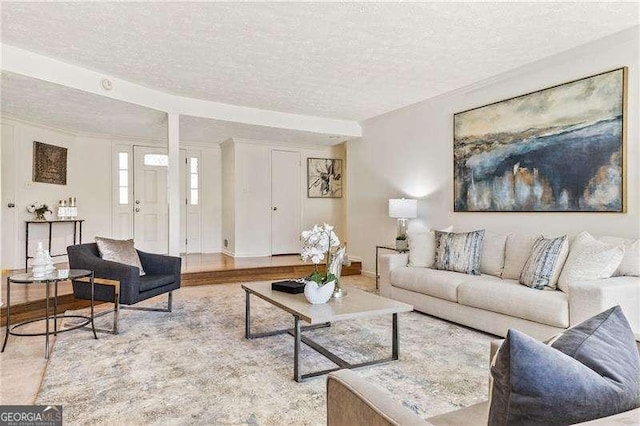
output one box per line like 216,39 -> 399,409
379,232 -> 640,340
326,340 -> 640,425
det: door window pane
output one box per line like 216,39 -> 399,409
190,189 -> 199,206
144,154 -> 169,167
190,157 -> 198,174
190,174 -> 198,190
118,152 -> 128,169
119,170 -> 128,187
119,187 -> 129,205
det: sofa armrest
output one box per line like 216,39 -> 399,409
569,276 -> 640,334
327,370 -> 431,426
379,253 -> 408,297
137,250 -> 182,277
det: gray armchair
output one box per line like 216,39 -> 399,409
67,243 -> 181,333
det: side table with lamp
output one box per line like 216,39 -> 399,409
374,198 -> 417,290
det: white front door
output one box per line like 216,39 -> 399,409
271,150 -> 301,255
133,146 -> 168,253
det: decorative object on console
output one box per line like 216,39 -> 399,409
519,235 -> 568,290
558,231 -> 625,292
489,306 -> 640,425
27,202 -> 51,221
434,230 -> 485,275
33,141 -> 68,185
307,158 -> 342,198
454,67 -> 626,213
300,223 -> 340,304
389,198 -> 418,251
95,237 -> 146,276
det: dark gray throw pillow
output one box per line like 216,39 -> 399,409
489,306 -> 640,425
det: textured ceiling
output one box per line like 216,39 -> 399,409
2,2 -> 638,121
1,72 -> 168,139
1,72 -> 341,145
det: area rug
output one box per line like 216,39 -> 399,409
36,282 -> 493,425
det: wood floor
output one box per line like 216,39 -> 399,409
1,252 -> 361,325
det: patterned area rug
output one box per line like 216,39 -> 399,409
37,283 -> 493,425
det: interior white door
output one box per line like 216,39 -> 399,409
1,124 -> 17,269
133,146 -> 168,254
271,150 -> 301,255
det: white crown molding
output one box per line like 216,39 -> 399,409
361,25 -> 639,124
1,43 -> 362,137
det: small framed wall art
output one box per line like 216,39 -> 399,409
307,158 -> 343,198
33,141 -> 68,185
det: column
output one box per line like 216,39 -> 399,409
167,113 -> 181,256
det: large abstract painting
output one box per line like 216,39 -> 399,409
33,141 -> 67,185
307,158 -> 342,198
454,68 -> 626,212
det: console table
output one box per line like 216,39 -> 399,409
25,219 -> 84,271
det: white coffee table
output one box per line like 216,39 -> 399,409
242,282 -> 413,382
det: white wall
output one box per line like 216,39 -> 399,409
222,139 -> 347,257
0,117 -> 223,269
348,28 -> 640,274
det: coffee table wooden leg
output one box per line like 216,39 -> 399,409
294,316 -> 301,382
392,313 -> 398,360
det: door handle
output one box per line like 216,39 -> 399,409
272,207 -> 278,211
135,208 -> 140,213
135,200 -> 141,205
7,203 -> 15,208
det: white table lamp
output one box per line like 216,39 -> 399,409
388,198 -> 418,250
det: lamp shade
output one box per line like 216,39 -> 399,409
388,198 -> 418,219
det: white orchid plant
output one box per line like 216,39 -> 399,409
301,223 -> 340,286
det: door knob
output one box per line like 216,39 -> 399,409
135,208 -> 140,212
135,200 -> 141,205
7,203 -> 15,208
272,207 -> 278,211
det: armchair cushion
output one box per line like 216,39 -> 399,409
139,274 -> 176,292
95,237 -> 145,276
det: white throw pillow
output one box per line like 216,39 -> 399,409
480,232 -> 512,277
558,232 -> 625,292
503,233 -> 544,280
599,236 -> 639,277
408,226 -> 453,268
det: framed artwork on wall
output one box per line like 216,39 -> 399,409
33,141 -> 68,185
307,158 -> 343,198
453,67 -> 627,213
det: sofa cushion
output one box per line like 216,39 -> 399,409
458,278 -> 569,328
519,235 -> 569,290
480,232 -> 511,277
139,274 -> 176,292
489,307 -> 640,425
558,232 -> 625,292
408,226 -> 453,268
503,233 -> 543,280
434,230 -> 485,275
390,267 -> 486,302
599,236 -> 640,277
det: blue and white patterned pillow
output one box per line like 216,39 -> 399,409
433,230 -> 485,275
519,235 -> 568,290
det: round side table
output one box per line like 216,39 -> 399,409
1,269 -> 98,359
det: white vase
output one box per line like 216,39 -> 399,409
32,242 -> 49,278
304,280 -> 336,304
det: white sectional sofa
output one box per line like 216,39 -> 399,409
379,232 -> 640,340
